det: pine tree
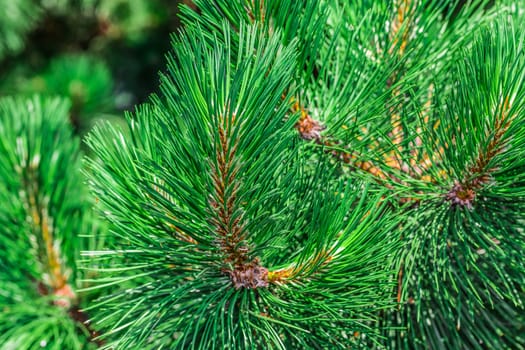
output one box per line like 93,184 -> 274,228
0,0 -> 524,349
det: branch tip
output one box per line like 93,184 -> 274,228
226,259 -> 269,289
289,97 -> 325,141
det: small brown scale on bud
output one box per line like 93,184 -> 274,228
53,283 -> 77,309
446,181 -> 476,209
227,259 -> 269,289
296,114 -> 325,141
291,98 -> 325,141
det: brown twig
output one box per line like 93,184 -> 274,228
68,306 -> 105,347
396,265 -> 403,303
210,111 -> 269,289
446,97 -> 513,208
23,161 -> 104,346
384,0 -> 445,185
290,90 -> 442,194
389,0 -> 414,57
23,161 -> 75,305
247,0 -> 266,25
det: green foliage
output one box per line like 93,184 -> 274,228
181,0 -> 327,80
2,55 -> 114,132
0,96 -> 102,349
177,0 -> 525,348
85,23 -> 399,349
37,0 -> 97,13
95,0 -> 171,41
0,0 -> 186,123
31,54 -> 114,130
389,21 -> 525,350
0,0 -> 523,349
0,292 -> 91,350
0,0 -> 40,59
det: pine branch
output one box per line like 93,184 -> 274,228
210,110 -> 270,288
389,20 -> 525,348
20,161 -> 75,305
85,21 -> 400,349
0,1 -> 515,349
313,0 -> 494,189
0,96 -> 103,349
446,97 -> 514,209
223,1 -> 525,348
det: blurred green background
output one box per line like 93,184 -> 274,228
0,0 -> 192,134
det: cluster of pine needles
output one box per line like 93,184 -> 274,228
0,0 -> 524,349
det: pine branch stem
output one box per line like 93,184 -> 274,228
447,97 -> 513,208
290,92 -> 441,204
247,0 -> 266,25
68,306 -> 105,347
211,113 -> 269,289
23,161 -> 74,304
396,264 -> 403,303
21,160 -> 105,346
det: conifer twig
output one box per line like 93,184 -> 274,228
0,96 -> 105,348
22,159 -> 75,307
21,133 -> 106,348
446,97 -> 513,208
210,112 -> 269,289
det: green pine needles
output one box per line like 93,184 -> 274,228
85,23 -> 398,348
383,21 -> 525,349
1,0 -> 524,349
0,96 -> 104,349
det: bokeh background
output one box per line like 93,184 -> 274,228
0,0 -> 192,135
